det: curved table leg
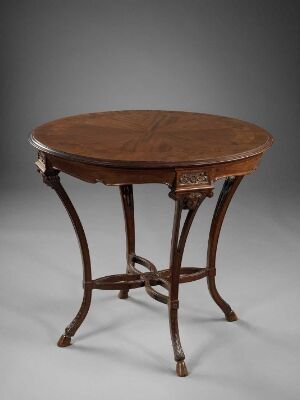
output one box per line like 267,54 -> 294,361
168,190 -> 211,376
118,185 -> 135,299
41,170 -> 93,347
206,176 -> 244,321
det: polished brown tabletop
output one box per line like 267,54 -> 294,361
30,110 -> 272,168
30,110 -> 273,377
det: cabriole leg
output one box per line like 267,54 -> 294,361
206,176 -> 244,321
41,170 -> 93,347
168,190 -> 211,376
118,185 -> 135,299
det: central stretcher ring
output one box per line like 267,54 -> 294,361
91,254 -> 214,305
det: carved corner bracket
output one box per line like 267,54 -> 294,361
169,189 -> 213,210
35,151 -> 48,173
170,169 -> 214,209
35,151 -> 60,188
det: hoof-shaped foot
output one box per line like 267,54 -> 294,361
226,310 -> 238,322
176,361 -> 188,377
57,335 -> 72,347
118,290 -> 129,299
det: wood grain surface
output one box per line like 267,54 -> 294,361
30,110 -> 273,168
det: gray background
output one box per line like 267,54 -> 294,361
0,1 -> 299,399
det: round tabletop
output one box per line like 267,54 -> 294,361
30,110 -> 273,168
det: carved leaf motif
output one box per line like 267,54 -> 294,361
169,310 -> 185,361
182,192 -> 206,210
169,189 -> 213,210
65,290 -> 92,336
38,151 -> 46,163
42,173 -> 60,188
179,172 -> 209,185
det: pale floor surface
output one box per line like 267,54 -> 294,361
0,185 -> 299,400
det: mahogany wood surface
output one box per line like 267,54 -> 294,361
30,110 -> 273,377
30,110 -> 272,168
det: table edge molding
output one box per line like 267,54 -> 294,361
29,133 -> 273,170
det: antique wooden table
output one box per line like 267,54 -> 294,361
29,110 -> 273,377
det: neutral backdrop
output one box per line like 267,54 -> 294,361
1,1 -> 299,399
